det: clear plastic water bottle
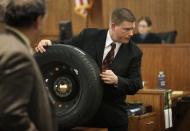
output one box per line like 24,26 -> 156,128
158,71 -> 166,89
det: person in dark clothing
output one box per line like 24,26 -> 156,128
36,8 -> 143,131
131,16 -> 162,44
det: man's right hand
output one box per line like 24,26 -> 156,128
35,39 -> 52,53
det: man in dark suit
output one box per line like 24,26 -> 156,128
0,0 -> 56,130
36,8 -> 143,131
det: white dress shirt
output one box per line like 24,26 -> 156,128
102,30 -> 122,61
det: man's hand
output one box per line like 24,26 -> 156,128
100,70 -> 118,85
35,39 -> 52,53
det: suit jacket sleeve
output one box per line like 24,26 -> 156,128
0,52 -> 37,131
117,51 -> 143,95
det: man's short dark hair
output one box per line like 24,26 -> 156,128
4,0 -> 46,28
138,16 -> 152,27
111,8 -> 136,25
0,0 -> 10,22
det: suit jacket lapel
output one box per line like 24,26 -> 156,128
95,29 -> 108,66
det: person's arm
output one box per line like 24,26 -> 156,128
100,52 -> 143,95
117,52 -> 143,95
35,29 -> 86,53
0,52 -> 37,131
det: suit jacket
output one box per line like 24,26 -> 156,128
131,33 -> 162,44
0,28 -> 56,131
54,28 -> 143,126
0,22 -> 5,33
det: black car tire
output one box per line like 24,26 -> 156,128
34,44 -> 103,128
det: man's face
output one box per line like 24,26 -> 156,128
111,21 -> 135,43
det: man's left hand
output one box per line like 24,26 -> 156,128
100,70 -> 118,85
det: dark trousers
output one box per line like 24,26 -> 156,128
108,124 -> 128,131
60,103 -> 128,131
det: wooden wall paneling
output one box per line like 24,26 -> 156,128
70,0 -> 87,35
42,0 -> 72,39
163,46 -> 190,91
102,0 -> 120,28
140,45 -> 164,89
88,0 -> 103,29
139,44 -> 190,91
70,0 -> 103,35
174,0 -> 190,43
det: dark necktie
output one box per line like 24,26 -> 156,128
102,43 -> 116,71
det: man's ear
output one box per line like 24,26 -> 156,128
110,22 -> 116,31
34,16 -> 44,30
